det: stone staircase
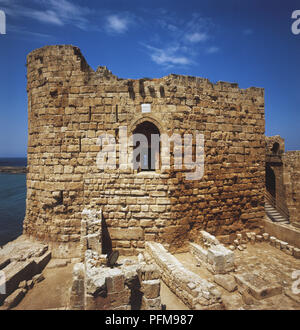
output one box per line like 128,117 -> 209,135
265,202 -> 289,224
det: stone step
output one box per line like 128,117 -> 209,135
266,213 -> 286,219
265,203 -> 289,223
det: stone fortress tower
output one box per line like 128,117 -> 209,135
24,45 -> 265,258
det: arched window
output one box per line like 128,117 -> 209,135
271,142 -> 280,155
132,121 -> 160,171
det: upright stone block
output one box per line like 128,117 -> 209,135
207,245 -> 235,274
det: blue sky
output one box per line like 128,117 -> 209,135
0,0 -> 299,157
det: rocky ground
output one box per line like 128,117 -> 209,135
175,242 -> 300,310
1,236 -> 300,310
13,261 -> 74,310
14,255 -> 187,310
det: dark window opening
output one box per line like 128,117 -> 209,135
271,142 -> 280,154
133,121 -> 160,171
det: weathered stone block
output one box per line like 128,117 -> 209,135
137,264 -> 160,282
213,274 -> 237,292
207,245 -> 235,274
109,228 -> 144,241
189,242 -> 208,263
234,273 -> 282,300
293,247 -> 300,259
105,269 -> 125,293
141,279 -> 160,299
69,263 -> 85,310
141,296 -> 161,310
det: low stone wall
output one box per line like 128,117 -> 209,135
264,217 -> 300,250
226,226 -> 300,259
189,231 -> 235,274
144,242 -> 223,310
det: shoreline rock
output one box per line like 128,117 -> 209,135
0,166 -> 27,174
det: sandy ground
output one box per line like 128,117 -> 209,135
14,259 -> 188,310
13,242 -> 300,310
14,263 -> 73,310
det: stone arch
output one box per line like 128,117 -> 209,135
129,115 -> 164,135
132,120 -> 161,171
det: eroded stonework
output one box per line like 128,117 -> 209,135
24,45 -> 265,257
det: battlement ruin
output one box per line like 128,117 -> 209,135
24,45 -> 265,258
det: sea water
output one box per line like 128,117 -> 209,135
0,158 -> 27,246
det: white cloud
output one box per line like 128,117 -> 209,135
144,12 -> 219,67
206,46 -> 220,54
186,32 -> 208,43
1,0 -> 92,29
29,10 -> 64,26
145,44 -> 191,67
106,14 -> 131,34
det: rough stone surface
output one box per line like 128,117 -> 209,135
24,45 -> 265,257
207,244 -> 235,274
214,274 -> 237,292
0,237 -> 50,307
234,273 -> 282,300
145,241 -> 223,309
2,289 -> 25,310
69,262 -> 85,310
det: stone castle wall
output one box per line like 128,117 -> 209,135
24,45 -> 265,257
283,151 -> 300,223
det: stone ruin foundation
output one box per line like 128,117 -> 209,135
1,212 -> 300,309
0,237 -> 50,309
1,45 -> 300,310
69,209 -> 162,310
66,210 -> 300,310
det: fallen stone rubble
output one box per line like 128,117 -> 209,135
226,231 -> 300,258
68,250 -> 162,310
0,236 -> 50,309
